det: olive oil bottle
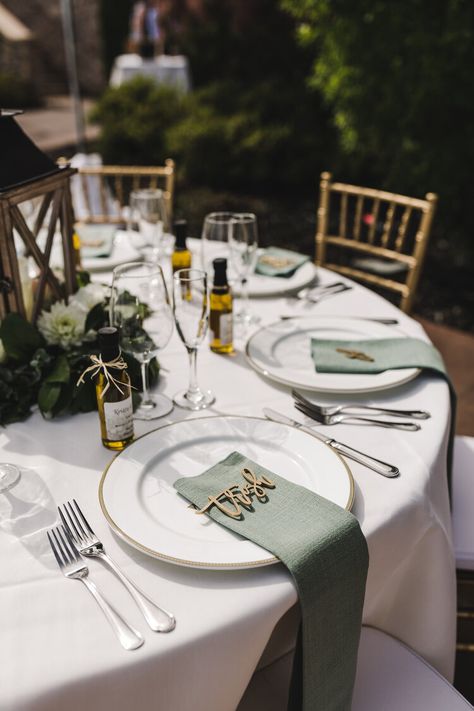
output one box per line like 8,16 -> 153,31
96,326 -> 134,451
210,258 -> 234,354
171,220 -> 192,274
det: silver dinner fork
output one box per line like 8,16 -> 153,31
58,500 -> 175,633
296,281 -> 352,302
295,401 -> 421,431
292,389 -> 430,419
47,525 -> 144,651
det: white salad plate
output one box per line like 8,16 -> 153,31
246,315 -> 420,394
99,415 -> 353,570
187,237 -> 317,297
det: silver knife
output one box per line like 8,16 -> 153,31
263,408 -> 400,478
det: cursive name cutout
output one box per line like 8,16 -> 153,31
195,467 -> 275,519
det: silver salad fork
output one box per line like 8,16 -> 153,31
47,525 -> 144,650
58,499 -> 176,633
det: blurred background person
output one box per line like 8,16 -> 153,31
129,0 -> 165,58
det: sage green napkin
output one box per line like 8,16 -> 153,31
174,451 -> 368,711
255,247 -> 310,278
310,336 -> 456,487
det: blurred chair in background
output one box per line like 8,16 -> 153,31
69,157 -> 175,231
315,172 -> 437,313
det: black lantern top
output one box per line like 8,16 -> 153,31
0,110 -> 59,193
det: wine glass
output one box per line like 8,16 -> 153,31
172,268 -> 215,410
129,189 -> 167,261
0,463 -> 21,493
228,213 -> 260,325
110,261 -> 174,420
200,212 -> 233,274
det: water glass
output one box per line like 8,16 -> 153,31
228,213 -> 260,325
129,188 -> 167,260
110,261 -> 174,419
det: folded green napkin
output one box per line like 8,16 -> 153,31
310,336 -> 456,488
255,247 -> 310,278
174,451 -> 368,711
75,224 -> 116,258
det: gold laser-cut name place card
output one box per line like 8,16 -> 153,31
194,467 -> 275,519
336,347 -> 375,362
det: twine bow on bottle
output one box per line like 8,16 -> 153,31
77,353 -> 131,397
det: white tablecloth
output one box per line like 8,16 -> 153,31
109,54 -> 191,92
0,268 -> 455,710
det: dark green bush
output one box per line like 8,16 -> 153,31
0,74 -> 40,109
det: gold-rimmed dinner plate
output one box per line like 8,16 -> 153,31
99,415 -> 353,570
246,315 -> 420,394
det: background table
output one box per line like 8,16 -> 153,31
109,54 -> 191,92
0,267 -> 455,710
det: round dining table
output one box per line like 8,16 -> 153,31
0,261 -> 455,711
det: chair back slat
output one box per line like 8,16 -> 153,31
368,198 -> 381,244
99,175 -> 108,218
353,195 -> 363,240
315,172 -> 437,313
394,206 -> 413,252
339,192 -> 348,238
381,201 -> 395,248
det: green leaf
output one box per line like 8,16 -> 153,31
44,355 -> 70,384
85,302 -> 107,333
38,382 -> 61,414
0,313 -> 42,361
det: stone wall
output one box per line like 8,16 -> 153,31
1,0 -> 105,96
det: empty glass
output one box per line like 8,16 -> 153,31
228,213 -> 260,325
129,189 -> 167,261
200,212 -> 233,274
110,261 -> 174,419
172,268 -> 215,410
0,463 -> 21,493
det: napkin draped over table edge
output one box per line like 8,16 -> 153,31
310,336 -> 456,494
174,451 -> 369,711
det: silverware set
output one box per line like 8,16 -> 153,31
292,389 -> 430,431
47,499 -> 175,650
296,281 -> 352,303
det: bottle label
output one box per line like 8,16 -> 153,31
104,395 -> 133,441
218,313 -> 233,345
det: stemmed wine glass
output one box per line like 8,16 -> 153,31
172,268 -> 215,410
201,212 -> 233,274
0,463 -> 21,492
110,261 -> 174,420
129,189 -> 167,261
228,213 -> 260,325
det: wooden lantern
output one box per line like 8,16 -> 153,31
0,111 -> 77,322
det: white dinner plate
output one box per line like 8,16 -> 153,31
246,316 -> 420,394
187,237 -> 317,297
99,415 -> 353,570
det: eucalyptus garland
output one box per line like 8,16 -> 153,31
0,284 -> 158,426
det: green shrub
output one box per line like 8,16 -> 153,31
0,74 -> 40,109
90,77 -> 190,166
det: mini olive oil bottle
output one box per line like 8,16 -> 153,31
171,219 -> 192,274
210,257 -> 234,354
96,326 -> 134,451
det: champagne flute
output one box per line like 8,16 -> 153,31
129,189 -> 166,261
110,261 -> 174,420
172,268 -> 215,410
200,212 -> 233,274
228,213 -> 260,325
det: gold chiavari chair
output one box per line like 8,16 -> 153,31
74,160 -> 175,230
315,172 -> 438,313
